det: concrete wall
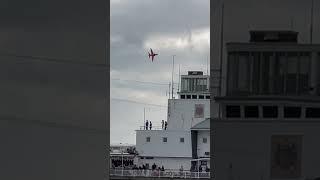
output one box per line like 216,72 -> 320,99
0,0 -> 108,179
136,130 -> 192,158
167,99 -> 210,130
197,130 -> 210,158
213,120 -> 320,180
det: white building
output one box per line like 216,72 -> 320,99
135,71 -> 211,171
212,30 -> 320,180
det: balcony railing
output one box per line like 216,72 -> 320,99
139,126 -> 165,130
109,169 -> 210,179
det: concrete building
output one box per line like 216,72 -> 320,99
212,30 -> 320,179
135,71 -> 211,171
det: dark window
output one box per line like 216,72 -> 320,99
263,106 -> 278,118
204,152 -> 210,156
203,138 -> 207,143
306,107 -> 320,118
181,95 -> 185,99
140,157 -> 144,159
186,95 -> 191,99
199,95 -> 204,99
180,138 -> 184,143
192,95 -> 197,99
145,157 -> 154,159
206,96 -> 210,99
226,105 -> 241,118
146,137 -> 150,142
284,107 -> 301,118
245,106 -> 259,118
163,137 -> 167,142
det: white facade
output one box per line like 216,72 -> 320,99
136,130 -> 192,158
135,71 -> 211,171
197,130 -> 210,159
167,99 -> 210,130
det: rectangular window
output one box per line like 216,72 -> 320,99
226,105 -> 241,118
203,138 -> 207,143
192,95 -> 197,99
180,138 -> 184,143
306,107 -> 320,118
186,95 -> 191,99
244,106 -> 259,118
180,95 -> 185,99
205,96 -> 210,99
199,95 -> 204,99
263,106 -> 278,118
146,137 -> 150,142
163,137 -> 167,143
284,107 -> 301,118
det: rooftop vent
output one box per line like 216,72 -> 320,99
249,30 -> 298,43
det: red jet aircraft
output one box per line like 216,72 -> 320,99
148,48 -> 158,62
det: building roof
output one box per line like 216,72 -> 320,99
191,118 -> 210,130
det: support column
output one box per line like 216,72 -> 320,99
310,51 -> 318,95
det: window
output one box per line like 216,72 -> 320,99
145,157 -> 154,159
203,138 -> 207,143
180,137 -> 184,143
180,95 -> 185,99
306,107 -> 320,118
204,152 -> 210,156
284,107 -> 301,118
226,105 -> 241,118
244,106 -> 259,118
163,137 -> 167,143
206,96 -> 210,99
186,95 -> 191,99
263,106 -> 278,118
146,137 -> 150,142
192,95 -> 197,99
199,95 -> 204,99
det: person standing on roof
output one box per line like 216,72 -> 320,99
145,120 -> 149,130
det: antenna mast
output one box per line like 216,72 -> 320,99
171,55 -> 175,99
178,64 -> 181,93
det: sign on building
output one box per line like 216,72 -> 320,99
194,104 -> 204,118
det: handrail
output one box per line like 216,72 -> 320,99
138,126 -> 165,130
109,169 -> 211,179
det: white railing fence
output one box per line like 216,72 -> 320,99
109,169 -> 210,179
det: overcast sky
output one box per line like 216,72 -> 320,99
110,0 -> 210,145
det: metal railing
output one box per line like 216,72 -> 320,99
139,126 -> 165,130
110,169 -> 210,179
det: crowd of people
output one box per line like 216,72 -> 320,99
144,120 -> 168,130
111,159 -> 134,168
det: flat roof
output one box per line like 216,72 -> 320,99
226,42 -> 320,52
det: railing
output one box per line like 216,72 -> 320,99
110,169 -> 210,179
139,126 -> 165,130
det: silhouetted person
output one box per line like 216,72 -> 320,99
161,166 -> 164,171
164,121 -> 168,130
161,120 -> 164,129
145,120 -> 149,130
150,121 -> 152,130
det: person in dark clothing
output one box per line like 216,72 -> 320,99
161,120 -> 164,129
152,163 -> 156,170
150,121 -> 152,130
161,166 -> 164,171
164,121 -> 168,130
145,120 -> 149,130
